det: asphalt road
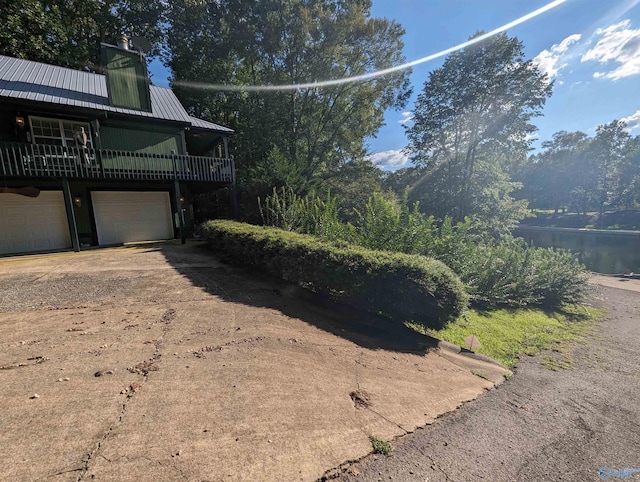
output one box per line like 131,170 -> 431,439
336,285 -> 640,482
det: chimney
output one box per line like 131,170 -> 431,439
117,34 -> 129,50
101,37 -> 152,112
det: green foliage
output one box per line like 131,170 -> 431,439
448,238 -> 589,307
519,121 -> 640,217
201,220 -> 468,330
167,0 -> 411,192
259,187 -> 351,241
369,436 -> 392,455
353,191 -> 435,255
257,189 -> 588,308
323,158 -> 384,223
0,0 -> 165,70
406,31 -> 551,225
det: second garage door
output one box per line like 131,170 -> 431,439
92,191 -> 174,245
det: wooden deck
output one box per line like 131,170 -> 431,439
0,141 -> 234,183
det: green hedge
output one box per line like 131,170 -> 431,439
201,220 -> 468,329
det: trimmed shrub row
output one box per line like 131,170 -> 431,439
201,220 -> 468,329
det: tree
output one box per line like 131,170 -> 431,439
589,120 -> 632,223
524,131 -> 592,214
323,158 -> 383,223
0,0 -> 165,70
406,32 -> 552,228
166,0 -> 411,194
615,135 -> 640,210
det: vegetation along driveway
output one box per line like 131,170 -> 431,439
0,241 -> 508,481
336,282 -> 640,481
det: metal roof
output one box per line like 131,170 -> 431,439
0,55 -> 232,134
189,116 -> 234,134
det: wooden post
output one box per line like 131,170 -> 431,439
172,151 -> 186,244
62,177 -> 80,252
222,137 -> 238,219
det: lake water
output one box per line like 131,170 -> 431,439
515,226 -> 640,275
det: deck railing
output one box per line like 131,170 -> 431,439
0,141 -> 234,183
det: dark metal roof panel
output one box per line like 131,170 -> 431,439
0,55 -> 202,125
189,116 -> 234,134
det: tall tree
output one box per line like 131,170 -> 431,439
589,120 -> 632,223
0,0 -> 165,70
166,0 -> 411,193
406,32 -> 552,227
524,131 -> 592,214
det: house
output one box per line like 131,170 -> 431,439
0,38 -> 234,256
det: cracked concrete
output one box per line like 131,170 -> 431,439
335,284 -> 640,481
0,241 -> 509,481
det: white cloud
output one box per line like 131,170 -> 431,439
533,33 -> 582,79
581,19 -> 640,80
621,109 -> 640,131
367,149 -> 410,170
398,111 -> 414,125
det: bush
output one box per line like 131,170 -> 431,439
257,189 -> 589,308
201,220 -> 468,329
436,236 -> 588,307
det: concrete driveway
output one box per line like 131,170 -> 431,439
0,241 -> 508,481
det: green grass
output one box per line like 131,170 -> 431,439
408,304 -> 601,368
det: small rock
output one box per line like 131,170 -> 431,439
268,439 -> 272,443
409,471 -> 414,475
30,394 -> 39,399
57,378 -> 63,382
64,377 -> 70,381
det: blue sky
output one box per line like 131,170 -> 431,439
367,0 -> 640,170
150,0 -> 640,170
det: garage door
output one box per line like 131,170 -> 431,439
0,191 -> 71,255
92,191 -> 173,245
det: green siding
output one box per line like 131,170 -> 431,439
102,46 -> 152,112
100,126 -> 184,155
99,125 -> 184,172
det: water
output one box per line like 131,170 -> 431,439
515,226 -> 640,275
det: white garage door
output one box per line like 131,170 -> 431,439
0,191 -> 71,255
92,191 -> 173,245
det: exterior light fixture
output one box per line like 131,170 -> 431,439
15,116 -> 25,128
74,196 -> 82,207
179,195 -> 185,204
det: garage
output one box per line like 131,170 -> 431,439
0,191 -> 72,255
91,191 -> 174,245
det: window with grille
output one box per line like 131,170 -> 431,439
29,117 -> 93,148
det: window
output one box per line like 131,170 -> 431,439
29,116 -> 93,149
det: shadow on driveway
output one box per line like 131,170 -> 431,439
157,241 -> 440,355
